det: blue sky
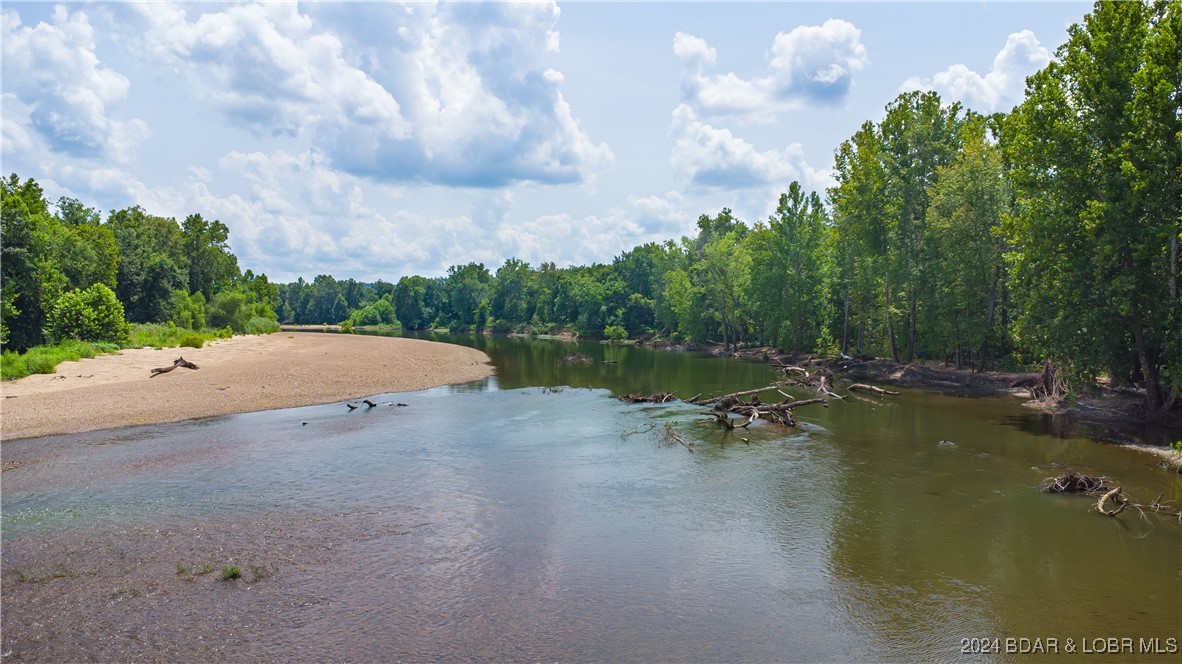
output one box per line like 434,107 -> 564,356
2,1 -> 1089,282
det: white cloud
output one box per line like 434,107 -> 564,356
675,19 -> 868,123
130,2 -> 408,139
125,1 -> 611,188
901,30 -> 1050,112
669,105 -> 830,192
1,6 -> 147,160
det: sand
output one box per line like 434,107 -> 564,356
0,333 -> 493,441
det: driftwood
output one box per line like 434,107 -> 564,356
662,423 -> 694,451
847,383 -> 900,396
150,357 -> 199,377
619,392 -> 678,404
619,383 -> 829,429
1042,472 -> 1181,522
561,352 -> 593,363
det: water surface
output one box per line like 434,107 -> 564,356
3,335 -> 1179,661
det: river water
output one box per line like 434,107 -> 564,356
2,335 -> 1179,661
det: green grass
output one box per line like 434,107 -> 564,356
221,565 -> 242,581
2,324 -> 238,381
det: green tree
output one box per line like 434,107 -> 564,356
445,263 -> 491,327
1,175 -> 66,351
393,275 -> 432,329
747,182 -> 833,352
107,206 -> 187,323
926,118 -> 1009,369
491,258 -> 531,324
182,213 -> 240,300
694,230 -> 751,350
1004,0 -> 1179,418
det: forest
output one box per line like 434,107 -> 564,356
1,1 -> 1177,419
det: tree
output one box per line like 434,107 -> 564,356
182,213 -> 240,300
1004,0 -> 1179,418
1,175 -> 66,351
491,258 -> 531,324
925,118 -> 1009,369
393,275 -> 432,330
694,230 -> 751,350
444,263 -> 491,327
107,206 -> 187,323
747,182 -> 833,352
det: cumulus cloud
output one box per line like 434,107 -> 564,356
901,30 -> 1050,112
1,6 -> 147,160
124,1 -> 611,188
675,19 -> 867,122
129,2 -> 408,139
669,105 -> 830,191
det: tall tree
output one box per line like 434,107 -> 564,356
925,117 -> 1008,369
107,206 -> 187,323
1004,0 -> 1179,418
748,182 -> 833,352
181,213 -> 239,300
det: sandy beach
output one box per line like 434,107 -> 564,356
0,333 -> 493,441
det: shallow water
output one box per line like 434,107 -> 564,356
2,335 -> 1180,661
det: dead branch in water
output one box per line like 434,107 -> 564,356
619,392 -> 678,404
150,357 -> 199,377
662,423 -> 694,452
847,383 -> 900,396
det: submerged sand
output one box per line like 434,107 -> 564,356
0,333 -> 493,441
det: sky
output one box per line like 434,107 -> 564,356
2,1 -> 1091,283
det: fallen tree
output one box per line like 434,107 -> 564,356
150,357 -> 200,377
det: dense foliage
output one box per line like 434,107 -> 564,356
0,174 -> 279,367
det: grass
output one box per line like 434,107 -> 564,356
1,324 -> 237,381
176,562 -> 216,581
221,565 -> 242,581
14,563 -> 79,583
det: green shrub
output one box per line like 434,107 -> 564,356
47,283 -> 130,345
339,319 -> 354,334
24,353 -> 59,375
604,325 -> 628,341
1,350 -> 29,380
178,333 -> 205,349
245,316 -> 279,335
221,565 -> 241,581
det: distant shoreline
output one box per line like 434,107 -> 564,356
0,333 -> 493,441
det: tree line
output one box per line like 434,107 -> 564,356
1,175 -> 281,353
278,1 -> 1178,418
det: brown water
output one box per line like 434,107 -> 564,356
2,335 -> 1179,661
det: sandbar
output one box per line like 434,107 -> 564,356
0,333 -> 493,441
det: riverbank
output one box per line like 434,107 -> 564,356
0,333 -> 493,441
634,340 -> 1182,457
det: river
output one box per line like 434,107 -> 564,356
2,334 -> 1179,661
